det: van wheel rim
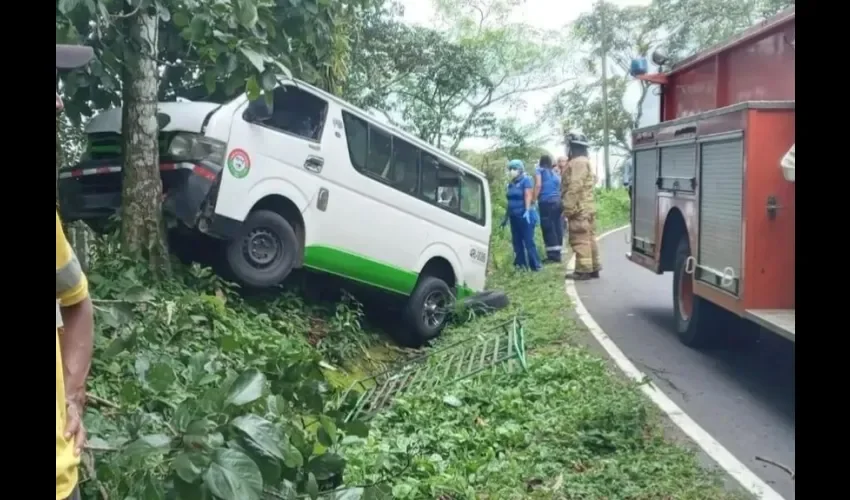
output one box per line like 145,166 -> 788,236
678,264 -> 694,321
422,291 -> 448,328
244,228 -> 281,268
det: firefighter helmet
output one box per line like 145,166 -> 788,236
565,133 -> 589,147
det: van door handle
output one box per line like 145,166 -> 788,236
304,156 -> 324,173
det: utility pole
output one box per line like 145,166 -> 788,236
598,0 -> 611,189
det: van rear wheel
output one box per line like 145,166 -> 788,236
225,209 -> 298,288
401,276 -> 453,346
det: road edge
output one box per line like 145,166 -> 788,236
564,225 -> 786,500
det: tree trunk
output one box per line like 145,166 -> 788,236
120,10 -> 171,275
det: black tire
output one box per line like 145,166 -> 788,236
224,209 -> 299,288
461,290 -> 510,314
402,276 -> 454,346
672,236 -> 723,348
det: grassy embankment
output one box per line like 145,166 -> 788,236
80,187 -> 741,499
341,187 -> 743,499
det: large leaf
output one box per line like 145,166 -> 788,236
281,441 -> 304,468
307,452 -> 346,481
173,451 -> 211,483
305,472 -> 319,500
239,48 -> 268,73
317,416 -> 337,446
235,0 -> 259,29
184,419 -> 224,451
224,369 -> 266,407
202,448 -> 263,500
230,414 -> 285,461
57,0 -> 84,14
123,434 -> 172,459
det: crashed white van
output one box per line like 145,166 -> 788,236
58,79 -> 499,343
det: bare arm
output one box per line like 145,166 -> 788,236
60,298 -> 94,405
56,213 -> 94,406
533,172 -> 542,202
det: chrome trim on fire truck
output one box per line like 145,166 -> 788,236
656,138 -> 696,148
697,131 -> 744,143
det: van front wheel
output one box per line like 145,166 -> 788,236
403,276 -> 453,346
225,209 -> 298,288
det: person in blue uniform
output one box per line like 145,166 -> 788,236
534,154 -> 563,262
500,159 -> 541,271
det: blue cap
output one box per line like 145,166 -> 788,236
507,159 -> 524,170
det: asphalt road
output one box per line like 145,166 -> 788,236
575,227 -> 796,499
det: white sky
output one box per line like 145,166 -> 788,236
397,0 -> 661,179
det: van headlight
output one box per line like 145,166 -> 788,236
168,133 -> 226,165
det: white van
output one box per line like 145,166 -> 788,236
58,79 -> 493,343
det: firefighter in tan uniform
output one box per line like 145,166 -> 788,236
56,43 -> 97,500
561,133 -> 601,280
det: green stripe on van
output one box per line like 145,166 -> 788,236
302,245 -> 477,298
303,246 -> 419,295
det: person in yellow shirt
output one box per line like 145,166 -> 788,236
56,43 -> 96,500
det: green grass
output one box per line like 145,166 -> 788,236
341,188 -> 744,499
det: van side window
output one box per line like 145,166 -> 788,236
460,174 -> 485,221
342,112 -> 368,170
420,153 -> 441,202
390,139 -> 420,195
366,128 -> 393,178
265,86 -> 329,141
340,110 -> 485,225
421,155 -> 461,211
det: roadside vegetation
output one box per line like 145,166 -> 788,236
56,0 -> 793,497
79,184 -> 741,499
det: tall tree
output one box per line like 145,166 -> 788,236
433,0 -> 576,153
544,3 -> 659,163
351,0 -> 575,153
56,0 -> 380,274
648,0 -> 795,61
120,5 -> 169,271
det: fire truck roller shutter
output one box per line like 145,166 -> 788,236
632,148 -> 658,254
697,136 -> 744,295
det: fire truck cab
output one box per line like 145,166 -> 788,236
626,7 -> 795,347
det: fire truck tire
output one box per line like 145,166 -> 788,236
672,237 -> 722,348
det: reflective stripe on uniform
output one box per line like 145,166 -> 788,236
545,245 -> 562,251
56,248 -> 83,295
56,301 -> 64,329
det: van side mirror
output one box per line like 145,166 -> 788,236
244,97 -> 273,123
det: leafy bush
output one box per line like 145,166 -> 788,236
80,234 -> 387,500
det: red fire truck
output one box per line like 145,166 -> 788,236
626,6 -> 795,347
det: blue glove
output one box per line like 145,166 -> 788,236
523,209 -> 533,224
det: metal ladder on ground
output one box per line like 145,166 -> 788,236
340,316 -> 528,422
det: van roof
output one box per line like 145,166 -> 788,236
288,79 -> 488,179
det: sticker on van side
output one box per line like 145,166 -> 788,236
469,247 -> 487,264
227,149 -> 251,179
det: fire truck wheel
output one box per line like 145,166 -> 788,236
672,237 -> 722,348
